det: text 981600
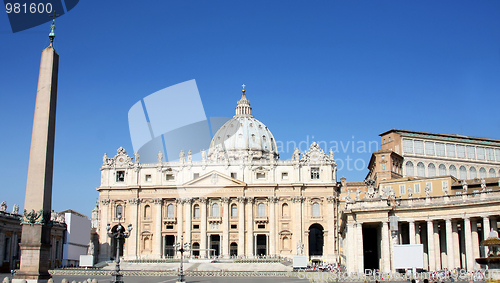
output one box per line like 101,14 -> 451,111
6,2 -> 53,13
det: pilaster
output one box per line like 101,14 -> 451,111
238,197 -> 246,256
200,197 -> 208,258
153,198 -> 162,258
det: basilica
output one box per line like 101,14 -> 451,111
96,87 -> 500,273
97,88 -> 339,263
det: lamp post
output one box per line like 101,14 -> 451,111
174,236 -> 190,283
107,213 -> 132,283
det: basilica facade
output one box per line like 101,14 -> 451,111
96,89 -> 339,263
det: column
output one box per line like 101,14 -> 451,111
98,199 -> 110,262
452,220 -> 461,268
176,198 -> 184,256
222,197 -> 230,258
491,217 -> 498,232
246,197 -> 254,257
381,221 -> 390,273
445,218 -> 455,270
184,197 -> 193,246
127,198 -> 140,260
356,222 -> 364,273
415,222 -> 421,244
427,220 -> 436,271
439,222 -> 447,270
326,196 -> 336,260
346,220 -> 355,272
237,197 -> 245,256
269,196 -> 278,256
293,196 -> 304,255
409,220 -> 416,245
200,197 -> 208,258
434,222 -> 441,270
464,217 -> 474,270
483,216 -> 491,257
471,219 -> 480,269
153,198 -> 162,258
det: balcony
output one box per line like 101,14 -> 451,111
254,216 -> 269,224
163,217 -> 177,225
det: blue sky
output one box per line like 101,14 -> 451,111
1,0 -> 499,216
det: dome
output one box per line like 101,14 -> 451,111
208,86 -> 278,162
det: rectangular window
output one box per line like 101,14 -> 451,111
145,174 -> 152,182
466,146 -> 476,159
231,172 -> 237,179
281,172 -> 289,180
258,224 -> 266,229
414,140 -> 424,155
496,149 -> 500,162
194,207 -> 200,218
415,183 -> 421,193
446,144 -> 456,158
116,171 -> 125,182
476,147 -> 485,160
403,139 -> 413,154
193,173 -> 199,179
311,168 -> 320,179
457,145 -> 466,158
193,224 -> 199,229
436,143 -> 445,157
166,174 -> 175,181
256,172 -> 266,180
426,182 -> 433,192
231,224 -> 237,229
425,141 -> 435,156
166,225 -> 174,229
399,185 -> 405,195
486,148 -> 495,161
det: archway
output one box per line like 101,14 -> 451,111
110,225 -> 125,260
230,242 -> 238,257
308,223 -> 324,256
192,242 -> 200,257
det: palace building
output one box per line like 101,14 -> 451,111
95,88 -> 500,273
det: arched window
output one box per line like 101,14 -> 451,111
231,204 -> 237,218
428,163 -> 436,177
489,168 -> 496,178
406,161 -> 414,176
144,205 -> 151,220
479,167 -> 487,178
282,203 -> 289,217
312,202 -> 320,217
438,164 -> 447,176
470,167 -> 477,179
212,203 -> 219,217
417,162 -> 425,177
449,165 -> 457,178
459,166 -> 467,179
167,204 -> 174,218
258,203 -> 265,217
116,204 -> 123,219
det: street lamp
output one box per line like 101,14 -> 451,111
106,213 -> 132,283
174,236 -> 190,283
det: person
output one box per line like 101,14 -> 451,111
11,269 -> 15,277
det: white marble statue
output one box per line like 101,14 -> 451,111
12,204 -> 19,214
187,150 -> 192,162
157,151 -> 163,163
0,201 -> 6,212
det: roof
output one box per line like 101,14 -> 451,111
59,209 -> 89,218
380,129 -> 500,147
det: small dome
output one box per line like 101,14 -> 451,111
208,86 -> 278,161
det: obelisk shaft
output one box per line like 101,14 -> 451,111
15,45 -> 59,282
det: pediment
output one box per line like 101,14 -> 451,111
183,170 -> 246,187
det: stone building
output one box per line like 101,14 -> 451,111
0,202 -> 66,272
339,130 -> 500,273
96,89 -> 340,263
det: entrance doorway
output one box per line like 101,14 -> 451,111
110,225 -> 124,260
363,225 -> 380,270
210,235 -> 220,256
192,242 -> 200,257
256,235 -> 267,256
164,235 -> 175,257
308,224 -> 324,256
230,242 -> 238,257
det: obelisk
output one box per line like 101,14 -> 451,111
14,13 -> 59,283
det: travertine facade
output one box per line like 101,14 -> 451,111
97,90 -> 339,263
